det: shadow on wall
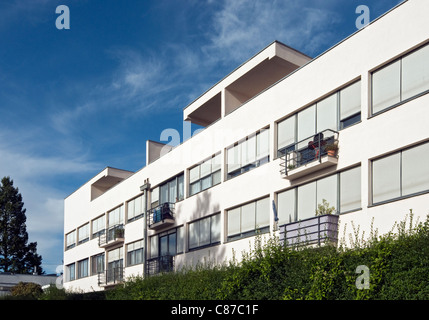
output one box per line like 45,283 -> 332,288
175,189 -> 228,270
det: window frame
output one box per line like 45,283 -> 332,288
189,153 -> 222,197
188,213 -> 221,251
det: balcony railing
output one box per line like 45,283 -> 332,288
146,255 -> 175,276
280,129 -> 339,180
147,202 -> 175,230
98,267 -> 124,286
279,214 -> 339,247
98,224 -> 124,248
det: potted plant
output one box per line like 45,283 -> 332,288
324,141 -> 338,157
315,199 -> 336,216
287,164 -> 296,170
114,226 -> 125,239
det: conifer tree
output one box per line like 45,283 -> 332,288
0,177 -> 43,274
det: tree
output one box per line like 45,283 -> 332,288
0,177 -> 43,274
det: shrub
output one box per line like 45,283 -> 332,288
10,282 -> 43,299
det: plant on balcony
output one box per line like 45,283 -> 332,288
315,199 -> 336,216
324,141 -> 338,156
114,227 -> 125,239
287,164 -> 296,170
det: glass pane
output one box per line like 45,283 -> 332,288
277,189 -> 296,225
169,178 -> 177,203
297,105 -> 316,142
316,93 -> 337,132
212,154 -> 221,172
212,170 -> 221,186
211,214 -> 221,243
177,226 -> 184,253
201,175 -> 211,190
340,81 -> 361,120
160,184 -> 169,204
135,196 -> 142,216
150,236 -> 158,258
402,44 -> 429,100
227,144 -> 241,174
402,143 -> 429,196
316,174 -> 338,214
256,128 -> 270,159
190,181 -> 201,195
189,166 -> 200,183
278,116 -> 295,150
177,174 -> 184,201
189,222 -> 198,249
151,187 -> 159,206
340,166 -> 361,212
168,233 -> 177,256
227,208 -> 241,237
372,153 -> 401,203
372,60 -> 401,113
241,202 -> 256,233
242,134 -> 256,166
199,217 -> 211,246
256,197 -> 270,228
128,199 -> 135,219
297,182 -> 316,220
200,159 -> 212,177
160,236 -> 168,257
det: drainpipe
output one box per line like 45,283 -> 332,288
140,180 -> 151,277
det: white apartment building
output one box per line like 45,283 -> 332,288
63,0 -> 429,292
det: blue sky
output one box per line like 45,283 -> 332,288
0,0 -> 403,274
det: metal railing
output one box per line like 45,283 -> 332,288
280,129 -> 339,176
98,224 -> 124,247
146,255 -> 175,276
98,267 -> 124,286
279,214 -> 339,247
147,202 -> 175,228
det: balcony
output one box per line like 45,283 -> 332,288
280,129 -> 339,180
279,214 -> 339,247
98,224 -> 125,249
148,202 -> 175,230
98,267 -> 124,287
146,255 -> 175,276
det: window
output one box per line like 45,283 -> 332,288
127,240 -> 144,266
188,213 -> 221,250
108,205 -> 124,228
66,263 -> 75,282
277,166 -> 361,224
107,247 -> 123,278
227,197 -> 270,241
189,154 -> 221,196
65,230 -> 76,250
277,81 -> 361,156
77,258 -> 89,279
227,128 -> 270,179
91,253 -> 105,276
372,43 -> 429,115
156,173 -> 185,205
78,223 -> 89,245
372,142 -> 429,204
150,226 -> 184,258
91,215 -> 105,239
128,195 -> 144,222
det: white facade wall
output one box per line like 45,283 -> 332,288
64,0 -> 429,292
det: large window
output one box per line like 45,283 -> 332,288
277,166 -> 361,225
189,154 -> 221,196
77,258 -> 89,279
127,240 -> 144,266
65,230 -> 76,250
91,215 -> 105,239
227,128 -> 270,179
227,197 -> 270,241
150,227 -> 184,259
154,173 -> 185,205
372,142 -> 429,204
188,213 -> 221,250
91,253 -> 105,276
108,205 -> 124,228
372,43 -> 429,114
127,195 -> 144,222
78,223 -> 89,245
277,81 -> 361,156
66,263 -> 75,282
107,247 -> 123,283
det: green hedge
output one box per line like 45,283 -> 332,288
107,212 -> 429,300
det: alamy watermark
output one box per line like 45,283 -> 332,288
355,265 -> 370,290
356,5 -> 370,30
55,5 -> 70,30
